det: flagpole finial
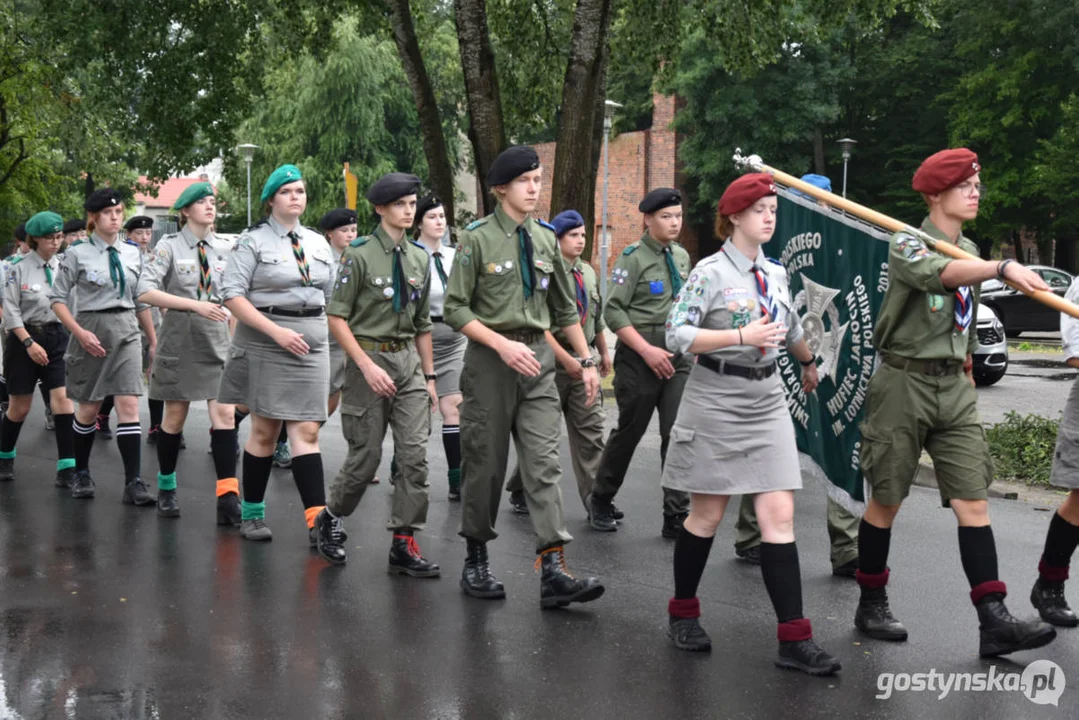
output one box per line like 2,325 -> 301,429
733,149 -> 764,171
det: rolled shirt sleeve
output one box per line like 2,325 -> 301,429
49,251 -> 78,310
889,233 -> 952,295
326,246 -> 362,320
413,266 -> 434,335
665,269 -> 714,355
219,234 -> 258,302
3,265 -> 24,330
603,256 -> 637,331
548,251 -> 580,330
444,233 -> 479,331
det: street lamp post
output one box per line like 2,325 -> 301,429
837,138 -> 857,199
236,143 -> 259,226
599,99 -> 622,301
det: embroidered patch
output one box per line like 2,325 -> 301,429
928,294 -> 945,313
687,306 -> 702,326
896,236 -> 930,261
649,280 -> 665,295
540,276 -> 550,290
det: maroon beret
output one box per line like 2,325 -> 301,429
717,173 -> 777,216
912,149 -> 980,194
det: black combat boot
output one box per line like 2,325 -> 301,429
509,490 -> 529,515
71,469 -> 95,499
388,530 -> 441,578
977,593 -> 1056,657
538,547 -> 604,609
217,492 -> 242,527
776,638 -> 842,676
460,539 -> 505,599
668,617 -> 712,651
589,496 -> 618,532
1031,578 -> 1079,627
157,488 -> 180,517
122,477 -> 156,506
314,508 -> 347,565
855,586 -> 909,641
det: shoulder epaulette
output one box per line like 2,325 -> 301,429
464,218 -> 488,231
621,245 -> 638,257
8,255 -> 23,266
410,239 -> 426,251
537,219 -> 556,232
124,239 -> 139,248
246,219 -> 269,232
68,239 -> 84,248
766,257 -> 784,267
349,236 -> 370,248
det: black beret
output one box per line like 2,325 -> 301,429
63,218 -> 86,234
365,172 -> 421,207
638,187 -> 682,214
486,146 -> 540,187
124,215 -> 154,231
84,188 -> 123,213
319,208 -> 358,232
14,223 -> 26,242
415,194 -> 444,222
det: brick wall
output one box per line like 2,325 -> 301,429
531,91 -> 698,280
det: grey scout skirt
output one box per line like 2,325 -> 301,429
150,310 -> 231,401
65,309 -> 144,402
661,362 -> 802,496
218,312 -> 330,421
432,320 -> 466,398
1050,377 -> 1079,489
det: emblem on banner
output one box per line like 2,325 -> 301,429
793,274 -> 849,381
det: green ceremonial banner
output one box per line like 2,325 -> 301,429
763,189 -> 891,511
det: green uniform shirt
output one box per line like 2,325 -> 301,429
326,225 -> 433,341
873,217 -> 980,362
603,233 -> 691,332
553,257 -> 605,348
444,206 -> 578,333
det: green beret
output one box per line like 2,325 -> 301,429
172,181 -> 215,210
260,164 -> 303,204
25,211 -> 65,238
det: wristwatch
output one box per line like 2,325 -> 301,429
22,337 -> 33,348
799,357 -> 815,367
424,373 -> 437,381
579,357 -> 596,368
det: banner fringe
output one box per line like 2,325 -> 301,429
798,452 -> 866,516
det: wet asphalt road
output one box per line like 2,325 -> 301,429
0,397 -> 1077,719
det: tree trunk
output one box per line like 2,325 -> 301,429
549,0 -> 614,262
386,0 -> 456,228
454,0 -> 505,216
812,127 -> 825,175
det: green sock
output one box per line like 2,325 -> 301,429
241,501 -> 265,521
157,471 -> 177,491
448,467 -> 461,491
56,458 -> 75,471
0,449 -> 15,460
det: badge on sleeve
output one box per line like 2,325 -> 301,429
649,280 -> 665,295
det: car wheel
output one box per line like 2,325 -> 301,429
1004,329 -> 1022,339
974,364 -> 1007,387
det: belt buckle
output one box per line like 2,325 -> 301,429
751,366 -> 765,381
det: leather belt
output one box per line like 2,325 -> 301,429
256,306 -> 325,318
431,315 -> 444,323
82,307 -> 129,314
697,354 -> 777,381
24,322 -> 63,334
357,338 -> 413,353
497,329 -> 545,344
881,353 -> 962,377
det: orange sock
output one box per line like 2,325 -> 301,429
216,477 -> 239,497
304,505 -> 324,529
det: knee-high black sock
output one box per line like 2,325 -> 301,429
98,395 -> 114,418
38,383 -> 50,409
241,451 -> 273,504
291,453 -> 325,509
148,399 -> 163,428
211,428 -> 239,480
156,430 -> 183,476
276,424 -> 289,445
73,418 -> 96,471
54,413 -> 74,463
1040,512 -> 1079,581
115,422 -> 141,482
857,519 -> 891,578
442,424 -> 461,470
673,526 -> 714,600
760,541 -> 804,623
958,525 -> 1000,589
0,415 -> 24,454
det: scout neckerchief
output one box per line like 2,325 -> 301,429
572,265 -> 588,323
722,244 -> 777,356
392,244 -> 409,313
287,231 -> 312,286
517,226 -> 536,299
44,259 -> 53,287
107,244 -> 125,298
663,246 -> 683,298
954,286 -> 973,332
432,249 -> 449,288
197,240 -> 212,299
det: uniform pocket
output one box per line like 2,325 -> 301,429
153,354 -> 180,386
532,257 -> 555,294
857,427 -> 895,485
664,424 -> 696,470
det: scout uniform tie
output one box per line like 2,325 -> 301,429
44,262 -> 53,287
107,245 -> 125,298
518,226 -> 536,299
392,245 -> 409,313
432,250 -> 449,288
288,231 -> 312,286
663,246 -> 683,298
572,267 -> 588,323
751,264 -> 779,356
197,240 -> 212,300
954,286 -> 973,332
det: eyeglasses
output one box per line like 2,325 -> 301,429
955,182 -> 986,198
